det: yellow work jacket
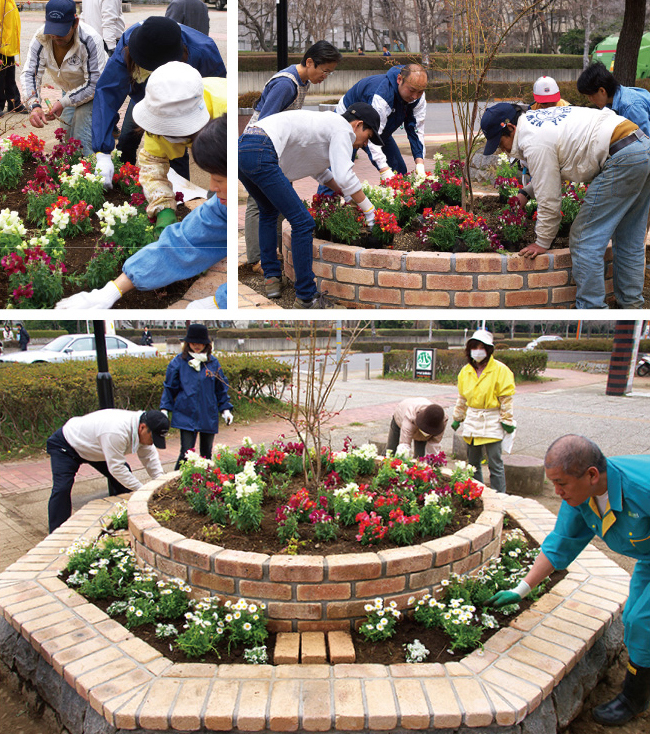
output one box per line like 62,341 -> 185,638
453,357 -> 515,445
1,0 -> 21,57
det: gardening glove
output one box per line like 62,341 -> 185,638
222,410 -> 234,425
396,443 -> 411,457
415,162 -> 426,177
484,580 -> 530,609
154,208 -> 177,237
501,423 -> 515,434
380,167 -> 396,181
55,281 -> 122,310
95,152 -> 114,189
451,420 -> 460,431
358,196 -> 375,227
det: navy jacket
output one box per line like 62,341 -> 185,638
338,65 -> 426,168
160,353 -> 233,434
91,22 -> 226,154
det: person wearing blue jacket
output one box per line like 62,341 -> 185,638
92,15 -> 225,187
160,323 -> 233,469
336,63 -> 428,178
56,115 -> 227,310
577,62 -> 650,136
486,434 -> 650,726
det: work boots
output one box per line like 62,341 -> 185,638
592,661 -> 650,726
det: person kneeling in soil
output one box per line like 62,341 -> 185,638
386,398 -> 447,458
160,323 -> 233,470
56,115 -> 227,310
485,434 -> 650,726
238,103 -> 383,309
480,102 -> 650,309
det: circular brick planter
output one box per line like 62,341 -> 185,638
281,226 -> 615,309
128,472 -> 504,632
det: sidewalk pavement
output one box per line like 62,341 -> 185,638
3,368 -> 649,572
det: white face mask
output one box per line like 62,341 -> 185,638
471,348 -> 487,363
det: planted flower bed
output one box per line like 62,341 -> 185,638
0,130 -> 195,309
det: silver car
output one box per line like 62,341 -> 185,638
0,334 -> 158,364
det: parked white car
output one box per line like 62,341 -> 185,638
0,334 -> 158,364
524,335 -> 564,350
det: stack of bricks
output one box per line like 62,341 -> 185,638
128,476 -> 504,632
281,231 -> 615,309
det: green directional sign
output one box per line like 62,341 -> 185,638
414,348 -> 435,379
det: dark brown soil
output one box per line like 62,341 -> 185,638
0,160 -> 198,309
149,475 -> 484,555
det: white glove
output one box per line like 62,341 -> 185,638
358,196 -> 375,227
380,168 -> 396,181
415,163 -> 426,177
396,443 -> 411,457
95,152 -> 114,189
55,281 -> 122,310
222,410 -> 233,425
160,409 -> 168,418
343,194 -> 353,204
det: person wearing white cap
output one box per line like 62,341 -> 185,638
529,76 -> 569,110
131,60 -> 226,236
451,329 -> 515,494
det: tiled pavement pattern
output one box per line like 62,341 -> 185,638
0,484 -> 629,732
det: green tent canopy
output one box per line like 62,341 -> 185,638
592,33 -> 650,79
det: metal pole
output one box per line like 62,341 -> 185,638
343,361 -> 348,382
93,321 -> 114,409
365,358 -> 370,380
336,320 -> 342,364
276,0 -> 288,70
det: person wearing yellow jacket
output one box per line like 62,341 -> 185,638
0,0 -> 26,115
451,329 -> 516,493
132,60 -> 226,236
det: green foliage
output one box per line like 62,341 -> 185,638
83,242 -> 127,289
497,349 -> 548,379
323,207 -> 363,245
558,28 -> 606,55
359,598 -> 402,642
0,147 -> 24,190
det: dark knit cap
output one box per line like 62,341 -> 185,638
128,17 -> 183,71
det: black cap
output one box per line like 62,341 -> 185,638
344,102 -> 384,146
127,17 -> 183,71
480,102 -> 520,156
183,323 -> 211,345
141,410 -> 169,449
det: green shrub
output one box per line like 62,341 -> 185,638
355,340 -> 447,353
497,349 -> 548,378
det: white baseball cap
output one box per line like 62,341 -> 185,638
132,61 -> 210,137
532,76 -> 561,104
467,329 -> 494,347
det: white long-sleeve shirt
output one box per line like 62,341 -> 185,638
254,110 -> 363,196
62,409 -> 163,491
81,0 -> 125,51
511,106 -> 625,248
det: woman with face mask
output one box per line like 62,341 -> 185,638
451,329 -> 515,493
159,323 -> 233,470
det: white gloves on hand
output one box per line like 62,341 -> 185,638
55,281 -> 122,310
222,410 -> 234,425
415,162 -> 426,177
380,168 -> 396,181
95,152 -> 114,189
364,205 -> 376,228
396,443 -> 411,457
358,195 -> 375,228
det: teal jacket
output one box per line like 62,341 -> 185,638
542,455 -> 650,568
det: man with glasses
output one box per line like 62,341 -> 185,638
46,409 -> 169,532
485,434 -> 650,726
335,63 -> 428,178
243,40 -> 342,274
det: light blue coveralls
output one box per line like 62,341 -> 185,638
542,456 -> 650,666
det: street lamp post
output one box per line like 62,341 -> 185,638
93,320 -> 114,409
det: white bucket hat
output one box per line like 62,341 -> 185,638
467,329 -> 494,347
532,76 -> 561,103
132,61 -> 210,137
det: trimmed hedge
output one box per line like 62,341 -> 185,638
1,330 -> 68,341
535,338 -> 650,352
0,354 -> 291,453
238,53 -> 584,72
383,348 -> 547,380
355,340 -> 447,354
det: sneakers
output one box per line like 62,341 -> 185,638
293,292 -> 339,309
264,276 -> 285,298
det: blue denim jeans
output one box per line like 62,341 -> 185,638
569,135 -> 650,309
61,99 -> 94,156
238,133 -> 317,301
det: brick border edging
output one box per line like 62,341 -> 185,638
129,473 -> 504,632
281,227 -> 615,309
0,492 -> 629,732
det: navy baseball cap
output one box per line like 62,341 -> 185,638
344,102 -> 384,146
480,103 -> 520,155
44,0 -> 76,35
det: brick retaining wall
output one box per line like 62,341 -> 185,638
129,475 -> 504,632
281,229 -> 615,309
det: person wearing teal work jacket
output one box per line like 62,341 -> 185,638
486,434 -> 650,726
451,329 -> 516,493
